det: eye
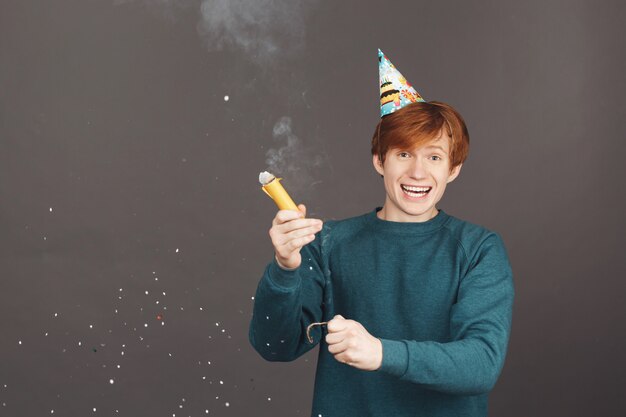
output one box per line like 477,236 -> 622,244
430,155 -> 442,161
398,151 -> 411,159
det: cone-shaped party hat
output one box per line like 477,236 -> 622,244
379,49 -> 425,117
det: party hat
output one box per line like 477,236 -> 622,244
378,49 -> 425,117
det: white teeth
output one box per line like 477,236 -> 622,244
402,185 -> 431,192
401,185 -> 429,198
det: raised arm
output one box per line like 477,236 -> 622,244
249,205 -> 326,361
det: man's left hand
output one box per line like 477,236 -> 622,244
325,314 -> 382,371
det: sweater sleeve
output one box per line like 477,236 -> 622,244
248,230 -> 327,362
378,233 -> 515,395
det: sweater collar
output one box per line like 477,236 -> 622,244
368,207 -> 450,234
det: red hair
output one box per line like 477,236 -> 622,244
371,101 -> 470,171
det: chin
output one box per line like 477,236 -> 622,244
398,200 -> 438,216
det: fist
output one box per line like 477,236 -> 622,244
269,204 -> 323,270
325,315 -> 382,371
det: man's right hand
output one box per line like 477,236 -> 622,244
269,204 -> 323,270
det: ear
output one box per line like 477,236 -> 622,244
446,163 -> 463,184
372,154 -> 384,176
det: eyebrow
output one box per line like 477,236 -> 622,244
423,145 -> 448,153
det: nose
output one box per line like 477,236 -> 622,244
408,156 -> 427,179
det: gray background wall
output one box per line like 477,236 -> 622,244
1,0 -> 624,416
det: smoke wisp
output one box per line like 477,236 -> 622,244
265,116 -> 325,196
116,0 -> 316,66
199,0 -> 312,66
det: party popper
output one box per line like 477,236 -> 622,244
259,171 -> 298,211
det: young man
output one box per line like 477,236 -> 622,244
249,50 -> 514,417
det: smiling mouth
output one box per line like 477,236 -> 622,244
401,184 -> 432,198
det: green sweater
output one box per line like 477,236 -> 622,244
249,208 -> 514,417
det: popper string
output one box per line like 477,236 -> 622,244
306,321 -> 328,344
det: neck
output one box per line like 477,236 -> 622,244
377,205 -> 439,223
